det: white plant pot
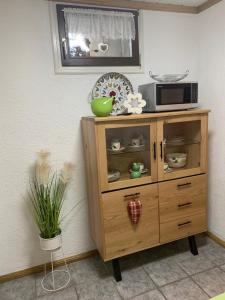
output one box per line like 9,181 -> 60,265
39,233 -> 62,251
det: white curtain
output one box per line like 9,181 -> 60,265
64,8 -> 136,41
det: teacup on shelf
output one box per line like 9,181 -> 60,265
131,138 -> 141,147
111,139 -> 121,151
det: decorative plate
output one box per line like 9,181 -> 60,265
92,72 -> 134,115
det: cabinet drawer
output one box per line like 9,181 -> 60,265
159,175 -> 207,223
160,213 -> 207,244
101,184 -> 159,260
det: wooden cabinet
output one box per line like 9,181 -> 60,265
102,184 -> 159,260
82,109 -> 209,280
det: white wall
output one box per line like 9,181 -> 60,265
198,0 -> 225,240
0,0 -> 198,276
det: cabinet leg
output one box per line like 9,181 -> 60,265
188,235 -> 198,255
112,258 -> 122,282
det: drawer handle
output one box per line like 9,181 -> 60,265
160,141 -> 163,160
124,192 -> 140,200
177,202 -> 192,208
153,142 -> 156,160
178,221 -> 192,228
177,182 -> 192,188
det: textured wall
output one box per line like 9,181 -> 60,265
198,0 -> 225,241
0,0 -> 198,275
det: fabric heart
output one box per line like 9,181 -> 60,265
98,43 -> 109,53
127,200 -> 142,225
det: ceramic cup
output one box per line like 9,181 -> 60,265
111,139 -> 121,151
131,138 -> 141,147
138,163 -> 145,172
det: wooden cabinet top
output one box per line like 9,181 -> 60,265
82,109 -> 210,123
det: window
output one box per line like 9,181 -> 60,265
56,4 -> 140,67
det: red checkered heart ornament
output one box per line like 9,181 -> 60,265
127,200 -> 142,225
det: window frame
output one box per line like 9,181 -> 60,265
56,4 -> 140,67
49,2 -> 144,74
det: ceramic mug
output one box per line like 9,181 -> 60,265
138,163 -> 145,172
111,139 -> 121,151
131,138 -> 141,147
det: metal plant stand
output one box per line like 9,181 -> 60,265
41,247 -> 71,292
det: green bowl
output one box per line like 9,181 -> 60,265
91,97 -> 113,117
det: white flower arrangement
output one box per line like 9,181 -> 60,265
123,93 -> 146,114
28,150 -> 75,239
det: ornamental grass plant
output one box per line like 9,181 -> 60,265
28,150 -> 74,239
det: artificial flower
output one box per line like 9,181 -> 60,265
36,162 -> 51,185
37,150 -> 50,165
60,162 -> 75,183
123,93 -> 146,114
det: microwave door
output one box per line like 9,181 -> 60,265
155,83 -> 198,111
156,84 -> 186,105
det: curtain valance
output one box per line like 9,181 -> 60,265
64,8 -> 136,41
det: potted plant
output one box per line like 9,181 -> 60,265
28,150 -> 74,251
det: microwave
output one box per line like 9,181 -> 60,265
138,82 -> 198,112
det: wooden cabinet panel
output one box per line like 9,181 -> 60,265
160,213 -> 207,244
159,175 -> 207,223
102,184 -> 159,260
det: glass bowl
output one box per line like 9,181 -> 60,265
149,70 -> 189,82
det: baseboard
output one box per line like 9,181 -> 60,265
207,231 -> 225,248
0,249 -> 98,283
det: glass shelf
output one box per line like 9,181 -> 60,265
108,171 -> 150,183
164,140 -> 201,147
107,147 -> 149,155
164,164 -> 200,174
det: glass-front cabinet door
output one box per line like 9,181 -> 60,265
97,121 -> 157,192
157,115 -> 208,181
